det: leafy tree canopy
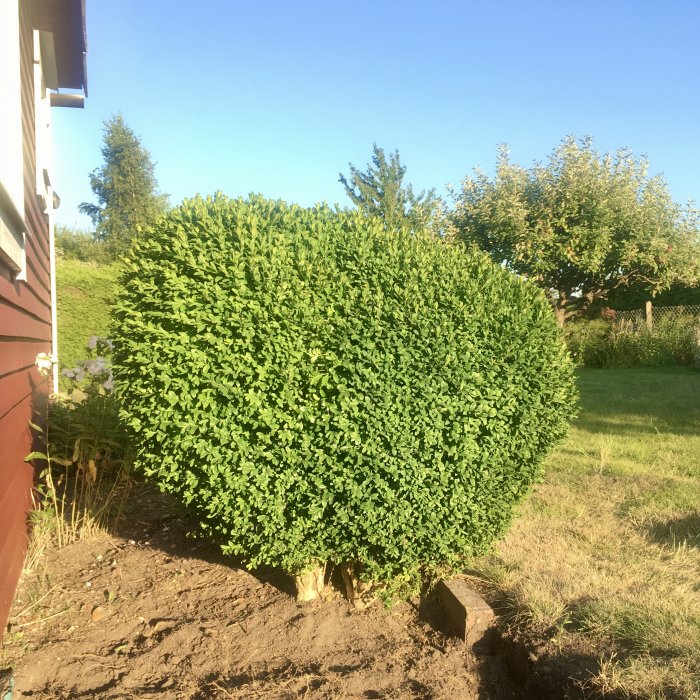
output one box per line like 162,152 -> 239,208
79,114 -> 168,256
339,143 -> 442,233
452,136 -> 700,324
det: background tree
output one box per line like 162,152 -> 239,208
452,136 -> 700,325
55,225 -> 112,263
80,114 -> 168,256
605,280 -> 700,310
339,144 -> 442,233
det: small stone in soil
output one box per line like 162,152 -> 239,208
91,606 -> 107,623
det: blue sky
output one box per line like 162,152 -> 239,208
53,0 -> 700,229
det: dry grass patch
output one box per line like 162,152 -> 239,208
473,367 -> 700,699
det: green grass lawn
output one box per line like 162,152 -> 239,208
56,258 -> 120,379
475,367 -> 700,699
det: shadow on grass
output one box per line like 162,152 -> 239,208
413,586 -> 624,700
644,512 -> 700,549
572,416 -> 699,438
574,412 -> 700,438
574,367 -> 700,438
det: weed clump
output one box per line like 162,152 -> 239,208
566,316 -> 700,367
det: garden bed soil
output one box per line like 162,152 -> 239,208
0,487 -> 503,699
1,486 -> 604,699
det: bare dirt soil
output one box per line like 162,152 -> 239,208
0,487 -> 512,699
1,486 -> 605,699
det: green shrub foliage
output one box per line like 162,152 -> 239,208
113,194 -> 577,588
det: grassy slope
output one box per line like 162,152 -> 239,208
476,367 -> 700,698
56,258 -> 120,372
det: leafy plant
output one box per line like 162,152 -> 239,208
113,194 -> 577,599
55,225 -> 113,263
26,338 -> 132,549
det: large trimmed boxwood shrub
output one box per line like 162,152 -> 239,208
113,194 -> 576,597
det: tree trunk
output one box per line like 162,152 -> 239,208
294,564 -> 325,602
555,297 -> 568,328
555,306 -> 566,328
341,565 -> 375,610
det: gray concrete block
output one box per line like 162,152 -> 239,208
437,578 -> 498,654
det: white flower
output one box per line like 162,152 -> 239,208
35,352 -> 56,376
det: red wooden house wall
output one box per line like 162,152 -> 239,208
0,0 -> 86,635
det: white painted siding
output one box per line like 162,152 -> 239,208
0,0 -> 25,274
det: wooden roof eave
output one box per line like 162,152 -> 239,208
32,0 -> 88,97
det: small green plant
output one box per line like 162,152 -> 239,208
26,337 -> 132,549
114,194 -> 577,601
55,225 -> 113,263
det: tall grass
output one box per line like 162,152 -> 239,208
566,316 -> 700,368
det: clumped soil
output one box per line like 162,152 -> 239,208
2,486 -> 605,699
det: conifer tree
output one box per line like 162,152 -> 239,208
339,144 -> 441,233
80,114 -> 168,256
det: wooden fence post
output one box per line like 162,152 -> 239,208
645,300 -> 653,333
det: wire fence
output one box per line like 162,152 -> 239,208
613,304 -> 700,332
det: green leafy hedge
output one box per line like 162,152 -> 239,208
113,194 -> 576,589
